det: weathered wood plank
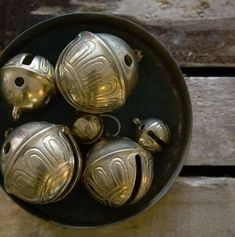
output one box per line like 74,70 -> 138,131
0,177 -> 234,237
0,0 -> 235,66
186,77 -> 235,165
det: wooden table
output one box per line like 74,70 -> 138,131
0,1 -> 234,236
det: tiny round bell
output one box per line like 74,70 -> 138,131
55,31 -> 141,113
83,137 -> 154,207
72,114 -> 104,144
133,118 -> 171,153
0,122 -> 82,204
0,53 -> 56,120
72,113 -> 121,144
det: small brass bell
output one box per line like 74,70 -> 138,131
133,118 -> 171,153
0,53 -> 56,120
55,31 -> 141,113
0,122 -> 82,204
72,113 -> 121,144
72,114 -> 104,144
83,137 -> 154,207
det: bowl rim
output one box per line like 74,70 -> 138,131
0,12 -> 192,228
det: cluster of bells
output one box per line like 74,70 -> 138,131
0,31 -> 170,207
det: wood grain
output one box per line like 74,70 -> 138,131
186,77 -> 235,165
0,177 -> 234,237
0,0 -> 235,66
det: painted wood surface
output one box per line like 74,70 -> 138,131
0,177 -> 234,237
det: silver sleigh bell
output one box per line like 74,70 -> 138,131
133,118 -> 171,153
0,53 -> 56,120
0,122 -> 82,204
55,31 -> 142,113
83,137 -> 154,207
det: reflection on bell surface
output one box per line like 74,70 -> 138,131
133,118 -> 171,153
0,122 -> 82,204
0,53 -> 56,120
55,31 -> 141,113
83,137 -> 154,207
72,114 -> 104,144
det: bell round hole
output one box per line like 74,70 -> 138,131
124,55 -> 133,67
3,142 -> 10,154
15,77 -> 24,87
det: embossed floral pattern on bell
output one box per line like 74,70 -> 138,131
0,53 -> 56,120
0,122 -> 82,204
55,31 -> 140,113
83,137 -> 154,207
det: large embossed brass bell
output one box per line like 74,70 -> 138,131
0,122 -> 82,204
83,137 -> 154,207
0,53 -> 56,120
133,118 -> 171,153
55,31 -> 140,113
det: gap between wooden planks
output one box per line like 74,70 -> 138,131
0,177 -> 234,237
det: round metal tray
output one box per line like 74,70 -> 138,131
0,13 -> 192,228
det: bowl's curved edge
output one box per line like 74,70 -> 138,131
0,12 -> 192,228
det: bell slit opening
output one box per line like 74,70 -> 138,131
3,142 -> 10,154
147,130 -> 166,148
126,154 -> 142,204
22,54 -> 33,65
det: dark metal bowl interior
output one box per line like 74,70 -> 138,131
0,13 -> 192,228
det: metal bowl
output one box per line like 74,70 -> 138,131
0,13 -> 192,228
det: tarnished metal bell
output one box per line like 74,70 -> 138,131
0,122 -> 82,204
72,113 -> 121,144
133,118 -> 171,153
72,114 -> 104,144
0,53 -> 56,120
55,31 -> 141,113
83,137 -> 154,207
